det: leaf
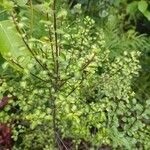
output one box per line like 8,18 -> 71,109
57,9 -> 67,18
146,99 -> 150,105
126,1 -> 138,14
16,0 -> 28,6
143,10 -> 150,21
60,52 -> 66,61
2,1 -> 14,11
138,0 -> 148,13
0,20 -> 32,70
21,5 -> 48,38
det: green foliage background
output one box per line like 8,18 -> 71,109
0,0 -> 150,149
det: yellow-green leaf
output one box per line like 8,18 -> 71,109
138,0 -> 148,13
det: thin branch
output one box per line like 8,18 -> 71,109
80,54 -> 95,72
51,0 -> 59,148
56,136 -> 63,150
66,78 -> 84,98
11,12 -> 52,75
60,54 -> 95,89
53,0 -> 59,81
64,43 -> 75,73
11,59 -> 47,83
56,132 -> 69,150
39,47 -> 47,58
68,0 -> 74,8
11,11 -> 55,84
59,75 -> 74,88
47,13 -> 55,64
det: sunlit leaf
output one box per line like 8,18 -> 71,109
0,20 -> 32,70
138,0 -> 148,13
16,0 -> 28,6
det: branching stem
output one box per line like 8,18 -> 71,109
51,0 -> 60,148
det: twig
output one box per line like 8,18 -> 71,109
66,78 -> 84,98
80,54 -> 95,72
51,0 -> 59,148
11,12 -> 52,75
53,1 -> 59,82
56,132 -> 69,150
46,13 -> 55,64
11,59 -> 47,83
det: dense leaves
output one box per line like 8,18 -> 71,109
0,0 -> 150,150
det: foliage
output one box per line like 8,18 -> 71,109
0,0 -> 150,150
127,0 -> 150,21
69,0 -> 150,20
0,20 -> 32,70
68,0 -> 150,35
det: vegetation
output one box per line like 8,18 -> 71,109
0,0 -> 150,149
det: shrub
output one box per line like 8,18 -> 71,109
0,0 -> 149,149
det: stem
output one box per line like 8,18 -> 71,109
52,0 -> 59,148
52,96 -> 57,148
53,0 -> 59,80
11,12 -> 47,71
10,59 -> 47,83
80,54 -> 95,71
47,13 -> 55,64
11,12 -> 54,81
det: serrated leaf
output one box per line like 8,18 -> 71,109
138,1 -> 148,13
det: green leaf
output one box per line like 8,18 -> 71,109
146,99 -> 150,105
16,0 -> 28,6
21,5 -> 48,38
126,1 -> 138,14
0,20 -> 32,70
60,52 -> 66,61
143,10 -> 150,21
138,0 -> 148,13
